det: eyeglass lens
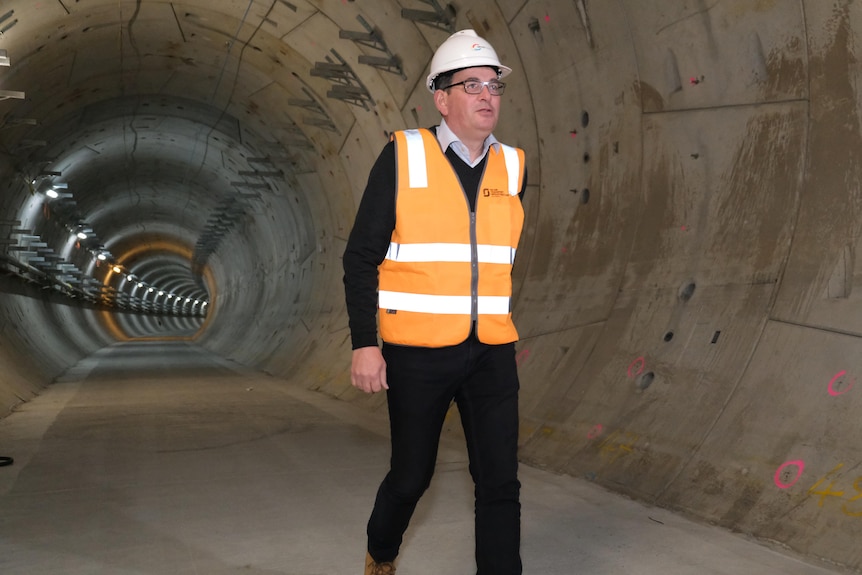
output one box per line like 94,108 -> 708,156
464,81 -> 505,95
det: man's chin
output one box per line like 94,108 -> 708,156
474,117 -> 498,131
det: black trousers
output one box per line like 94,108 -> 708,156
367,335 -> 522,575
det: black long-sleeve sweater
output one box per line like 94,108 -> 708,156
342,129 -> 527,349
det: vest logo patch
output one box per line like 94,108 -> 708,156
483,188 -> 508,198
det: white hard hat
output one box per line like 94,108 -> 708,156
426,29 -> 511,92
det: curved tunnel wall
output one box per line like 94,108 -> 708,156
0,0 -> 861,570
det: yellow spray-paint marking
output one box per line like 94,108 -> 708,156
807,463 -> 846,508
841,476 -> 862,518
801,462 -> 862,517
598,430 -> 639,464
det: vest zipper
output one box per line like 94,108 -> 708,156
470,210 -> 478,324
468,156 -> 488,328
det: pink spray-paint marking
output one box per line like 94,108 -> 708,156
587,424 -> 604,440
545,14 -> 550,22
828,370 -> 854,397
627,356 -> 645,379
774,460 -> 805,489
516,348 -> 531,366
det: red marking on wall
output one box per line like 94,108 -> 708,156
587,424 -> 603,439
627,356 -> 645,379
775,460 -> 805,489
828,370 -> 854,397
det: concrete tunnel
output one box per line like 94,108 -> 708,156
1,0 -> 861,572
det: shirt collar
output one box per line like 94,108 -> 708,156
436,119 -> 500,168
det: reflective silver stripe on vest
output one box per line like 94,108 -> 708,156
403,129 -> 428,189
379,291 -> 510,315
385,242 -> 516,264
500,143 -> 520,195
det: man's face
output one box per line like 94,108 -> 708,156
434,66 -> 501,141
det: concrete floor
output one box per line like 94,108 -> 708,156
0,342 -> 842,575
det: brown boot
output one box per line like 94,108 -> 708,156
365,551 -> 396,575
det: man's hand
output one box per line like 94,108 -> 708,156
351,346 -> 388,393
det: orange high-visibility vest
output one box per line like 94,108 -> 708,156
378,128 -> 525,347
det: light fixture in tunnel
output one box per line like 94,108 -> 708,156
96,253 -> 107,261
112,265 -> 122,274
43,183 -> 67,199
76,231 -> 87,239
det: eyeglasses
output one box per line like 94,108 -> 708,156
443,79 -> 506,96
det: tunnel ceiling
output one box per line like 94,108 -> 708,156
0,0 -> 451,316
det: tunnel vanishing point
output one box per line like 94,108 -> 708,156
1,0 -> 861,571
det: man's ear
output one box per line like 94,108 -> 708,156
434,89 -> 448,117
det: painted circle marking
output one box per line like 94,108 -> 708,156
774,460 -> 805,489
828,370 -> 853,397
587,424 -> 603,440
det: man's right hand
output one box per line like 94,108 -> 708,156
351,346 -> 388,393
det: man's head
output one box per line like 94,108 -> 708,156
427,30 -> 511,143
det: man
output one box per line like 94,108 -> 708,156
343,29 -> 527,575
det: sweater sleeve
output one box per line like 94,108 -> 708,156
342,141 -> 397,349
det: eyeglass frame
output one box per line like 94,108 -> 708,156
442,79 -> 506,96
